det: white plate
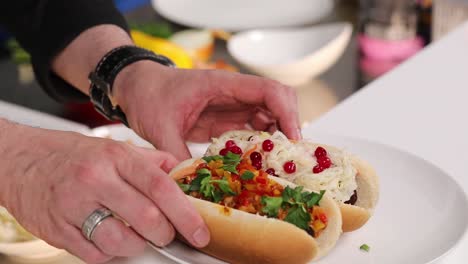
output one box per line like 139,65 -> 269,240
151,0 -> 334,31
91,125 -> 468,264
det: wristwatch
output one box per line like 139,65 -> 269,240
88,45 -> 175,127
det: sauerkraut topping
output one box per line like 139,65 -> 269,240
206,131 -> 359,203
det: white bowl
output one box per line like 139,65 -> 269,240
152,0 -> 334,31
0,239 -> 65,263
227,22 -> 353,86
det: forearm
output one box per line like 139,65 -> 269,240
0,119 -> 23,207
51,25 -> 134,96
1,0 -> 129,102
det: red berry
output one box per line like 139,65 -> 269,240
262,139 -> 274,152
266,168 -> 276,175
315,146 -> 327,158
283,161 -> 296,174
317,156 -> 332,168
313,164 -> 324,174
225,140 -> 236,148
229,146 -> 243,155
219,148 -> 229,156
253,161 -> 262,170
250,151 -> 262,162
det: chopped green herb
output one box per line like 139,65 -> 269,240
306,190 -> 326,207
189,169 -> 211,191
360,244 -> 370,252
212,189 -> 224,203
222,164 -> 238,174
211,178 -> 236,195
221,152 -> 241,174
282,186 -> 325,209
241,171 -> 255,180
292,186 -> 305,203
261,196 -> 283,217
282,186 -> 296,204
223,152 -> 241,163
202,155 -> 223,163
196,168 -> 211,177
200,176 -> 214,198
284,205 -> 311,231
177,183 -> 191,193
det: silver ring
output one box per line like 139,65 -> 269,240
81,208 -> 113,241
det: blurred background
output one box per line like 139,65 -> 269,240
0,0 -> 467,128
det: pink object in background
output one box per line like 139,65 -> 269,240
358,34 -> 424,61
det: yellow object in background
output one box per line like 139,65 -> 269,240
170,29 -> 215,62
131,30 -> 193,69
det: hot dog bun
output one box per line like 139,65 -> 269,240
205,130 -> 379,232
301,142 -> 379,232
170,158 -> 342,264
340,156 -> 379,231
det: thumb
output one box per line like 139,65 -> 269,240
149,122 -> 192,161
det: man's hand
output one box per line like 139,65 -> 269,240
113,61 -> 302,160
0,120 -> 209,264
52,25 -> 301,160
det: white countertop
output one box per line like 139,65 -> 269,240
1,21 -> 467,264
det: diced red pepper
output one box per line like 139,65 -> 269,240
243,179 -> 256,184
237,190 -> 251,206
319,213 -> 328,224
231,174 -> 240,182
256,176 -> 267,184
196,163 -> 208,170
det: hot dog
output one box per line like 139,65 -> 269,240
170,153 -> 342,264
205,130 -> 379,232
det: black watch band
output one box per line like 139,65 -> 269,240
88,45 -> 175,127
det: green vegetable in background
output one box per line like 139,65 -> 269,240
6,39 -> 31,65
129,21 -> 173,39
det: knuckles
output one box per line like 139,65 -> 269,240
99,141 -> 129,160
66,141 -> 130,190
71,163 -> 102,189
